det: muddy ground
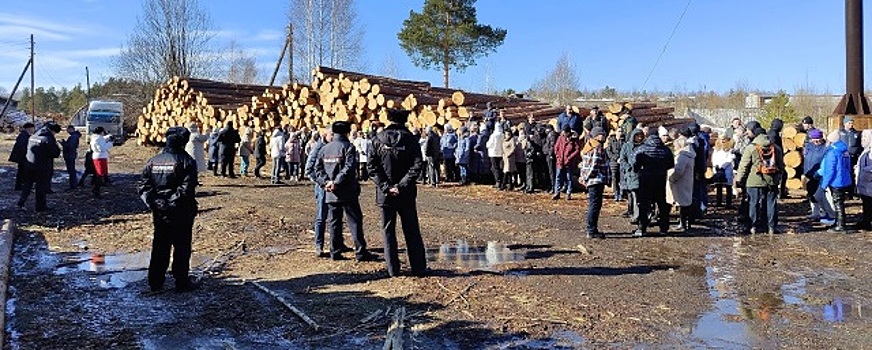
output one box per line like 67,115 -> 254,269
1,135 -> 871,349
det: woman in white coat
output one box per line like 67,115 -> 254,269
667,136 -> 696,231
269,128 -> 286,184
90,126 -> 113,198
185,122 -> 209,172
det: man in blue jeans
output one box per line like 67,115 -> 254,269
304,129 -> 348,257
736,126 -> 783,235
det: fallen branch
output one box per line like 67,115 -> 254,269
249,280 -> 320,331
445,282 -> 476,307
383,306 -> 406,350
195,239 -> 246,278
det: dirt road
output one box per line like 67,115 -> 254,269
2,136 -> 871,349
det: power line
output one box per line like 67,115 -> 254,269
641,0 -> 693,90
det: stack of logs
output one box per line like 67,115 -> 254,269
137,66 -> 692,146
781,125 -> 807,190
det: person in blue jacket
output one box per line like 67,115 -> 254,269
441,125 -> 459,182
455,127 -> 472,185
818,131 -> 854,233
557,105 -> 583,135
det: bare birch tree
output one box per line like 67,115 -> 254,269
224,41 -> 259,84
114,0 -> 216,85
288,0 -> 365,83
530,53 -> 580,105
378,54 -> 402,78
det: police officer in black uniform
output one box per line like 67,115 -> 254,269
17,122 -> 61,212
138,127 -> 199,292
314,121 -> 377,261
368,109 -> 428,277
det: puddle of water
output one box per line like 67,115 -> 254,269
822,297 -> 868,323
487,330 -> 587,349
55,251 -> 151,289
426,240 -> 524,270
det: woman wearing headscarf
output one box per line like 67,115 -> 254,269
668,136 -> 696,231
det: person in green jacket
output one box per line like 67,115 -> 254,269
736,125 -> 784,235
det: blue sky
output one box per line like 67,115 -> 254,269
0,0 -> 867,95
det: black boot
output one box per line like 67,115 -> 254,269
829,190 -> 847,233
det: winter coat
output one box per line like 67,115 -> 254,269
313,134 -> 360,204
767,119 -> 784,151
736,134 -> 784,188
668,145 -> 696,207
711,149 -> 735,184
185,127 -> 209,172
455,134 -> 472,165
486,131 -> 505,158
516,135 -> 528,164
254,134 -> 267,159
90,134 -> 113,160
353,137 -> 370,163
557,112 -> 583,135
525,134 -> 543,163
583,115 -> 610,136
856,149 -> 872,197
840,127 -> 862,158
632,134 -> 675,179
9,130 -> 30,163
285,138 -> 302,163
269,130 -> 285,158
208,129 -> 222,163
543,130 -> 558,157
554,134 -> 581,169
138,135 -> 198,215
620,128 -> 645,190
620,115 -> 637,139
441,130 -> 458,160
425,130 -> 441,158
367,124 -> 423,206
802,141 -> 827,176
605,135 -> 623,167
819,140 -> 853,189
502,137 -> 518,173
218,127 -> 241,156
238,128 -> 254,157
579,139 -> 610,187
24,127 -> 61,172
60,130 -> 81,160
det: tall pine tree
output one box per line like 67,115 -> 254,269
397,0 -> 506,88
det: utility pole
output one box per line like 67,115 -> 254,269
30,34 -> 35,120
288,24 -> 294,83
834,0 -> 870,118
85,66 -> 91,100
269,25 -> 291,86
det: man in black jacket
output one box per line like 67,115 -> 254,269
60,125 -> 81,190
542,124 -> 558,192
138,127 -> 199,292
252,131 -> 267,178
17,122 -> 61,211
368,109 -> 427,277
631,131 -> 675,236
768,118 -> 788,198
315,121 -> 377,261
9,122 -> 35,191
217,122 -> 241,178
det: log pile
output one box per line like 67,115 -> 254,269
781,125 -> 806,190
137,67 -> 693,146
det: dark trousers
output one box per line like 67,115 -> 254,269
17,168 -> 51,210
490,157 -> 503,186
609,164 -> 621,199
637,178 -> 670,233
380,204 -> 427,276
14,163 -> 25,190
64,156 -> 77,188
358,162 -> 369,181
831,186 -> 849,229
859,195 -> 872,228
546,155 -> 556,190
220,151 -> 236,176
253,156 -> 266,177
525,162 -> 535,191
627,190 -> 638,218
501,171 -> 515,190
148,212 -> 195,290
444,158 -> 456,182
691,177 -> 705,219
516,162 -> 526,187
426,156 -> 440,185
586,184 -> 605,234
714,184 -> 733,207
747,187 -> 777,231
327,201 -> 367,257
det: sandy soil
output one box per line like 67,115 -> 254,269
2,135 -> 871,349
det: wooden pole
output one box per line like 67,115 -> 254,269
269,28 -> 290,86
1,59 -> 31,119
30,34 -> 34,120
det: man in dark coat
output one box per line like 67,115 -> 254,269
138,127 -> 199,292
542,124 -> 558,191
583,106 -> 610,137
217,122 -> 241,178
768,118 -> 788,198
687,122 -> 709,221
840,116 -> 862,196
620,128 -> 645,221
557,106 -> 583,135
314,121 -> 376,261
59,125 -> 82,190
631,131 -> 675,236
253,131 -> 267,178
17,122 -> 61,212
424,127 -> 441,186
368,109 -> 427,277
605,128 -> 624,201
9,122 -> 35,191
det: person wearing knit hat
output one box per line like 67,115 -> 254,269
840,116 -> 862,172
736,121 -> 783,235
803,126 -> 830,222
819,130 -> 854,233
579,123 -> 610,238
313,120 -> 377,261
16,120 -> 62,212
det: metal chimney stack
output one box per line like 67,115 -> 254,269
834,0 -> 871,117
